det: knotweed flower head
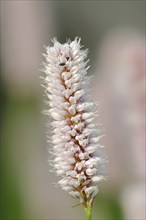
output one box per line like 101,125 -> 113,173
41,37 -> 105,219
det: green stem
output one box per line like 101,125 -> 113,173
85,207 -> 92,220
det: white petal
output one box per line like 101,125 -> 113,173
79,152 -> 85,160
86,168 -> 96,176
85,186 -> 97,195
71,114 -> 81,123
68,105 -> 76,115
92,176 -> 104,183
69,96 -> 77,104
69,191 -> 80,198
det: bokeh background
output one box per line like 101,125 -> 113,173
0,1 -> 145,220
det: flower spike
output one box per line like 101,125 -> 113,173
42,37 -> 105,219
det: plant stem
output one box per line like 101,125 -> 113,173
85,207 -> 92,220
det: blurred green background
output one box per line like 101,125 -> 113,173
0,1 -> 145,220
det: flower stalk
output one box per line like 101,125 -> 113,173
41,37 -> 105,220
85,206 -> 92,220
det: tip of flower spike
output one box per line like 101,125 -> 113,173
50,36 -> 82,47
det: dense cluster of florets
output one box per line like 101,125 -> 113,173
42,37 -> 105,208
